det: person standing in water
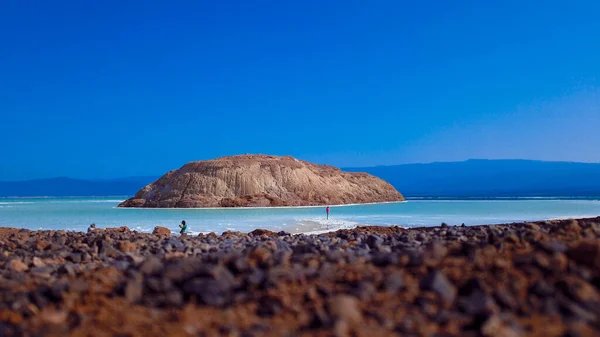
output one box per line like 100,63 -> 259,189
326,206 -> 330,219
179,220 -> 188,235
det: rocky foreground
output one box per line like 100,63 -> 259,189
1,218 -> 600,337
119,154 -> 404,208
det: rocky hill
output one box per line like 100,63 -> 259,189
118,155 -> 404,208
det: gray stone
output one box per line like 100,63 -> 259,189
420,270 -> 456,304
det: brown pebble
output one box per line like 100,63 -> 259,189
118,241 -> 137,252
8,259 -> 28,272
152,226 -> 171,236
566,240 -> 600,269
32,257 -> 46,268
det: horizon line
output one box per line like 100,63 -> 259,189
3,157 -> 600,182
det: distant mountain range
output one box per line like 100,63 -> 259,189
1,159 -> 600,197
346,159 -> 600,197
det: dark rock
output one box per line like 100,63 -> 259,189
257,295 -> 283,316
183,279 -> 231,307
163,238 -> 185,252
494,289 -> 518,310
420,270 -> 457,304
459,277 -> 486,296
125,280 -> 143,303
531,280 -> 555,297
29,266 -> 53,279
416,232 -> 428,242
351,282 -> 376,301
460,290 -> 498,316
99,244 -> 120,258
57,263 -> 76,276
382,271 -> 404,294
366,234 -> 384,249
538,240 -> 567,253
371,252 -> 398,266
140,257 -> 162,275
407,250 -> 424,266
566,240 -> 600,269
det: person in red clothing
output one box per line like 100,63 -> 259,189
326,206 -> 330,219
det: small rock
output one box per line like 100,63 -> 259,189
382,271 -> 404,294
32,257 -> 46,268
481,314 -> 522,337
125,280 -> 143,303
329,295 -> 362,325
69,280 -> 89,293
100,244 -> 120,258
36,240 -> 51,251
39,309 -> 68,325
58,263 -> 76,276
249,246 -> 272,267
249,229 -> 276,237
152,226 -> 171,236
539,240 -> 567,253
565,220 -> 581,233
566,240 -> 600,269
8,259 -> 28,272
351,282 -> 376,301
460,290 -> 498,315
366,234 -> 383,249
68,253 -> 82,263
257,295 -> 283,316
427,242 -> 448,263
531,280 -> 555,297
118,241 -> 137,253
420,270 -> 457,304
140,257 -> 162,275
183,279 -> 230,307
524,222 -> 540,231
106,226 -> 131,233
30,266 -> 53,279
163,238 -> 185,252
494,289 -> 518,310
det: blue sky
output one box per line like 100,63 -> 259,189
1,1 -> 599,180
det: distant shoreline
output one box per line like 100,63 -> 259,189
115,200 -> 408,211
3,195 -> 600,200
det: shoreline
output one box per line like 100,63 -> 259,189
0,216 -> 599,336
115,200 -> 408,210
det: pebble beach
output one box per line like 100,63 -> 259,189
1,217 -> 599,336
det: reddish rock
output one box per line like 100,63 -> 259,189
118,154 -> 404,208
329,295 -> 363,337
39,309 -> 68,325
152,226 -> 171,236
481,315 -> 522,337
250,229 -> 277,237
566,240 -> 600,269
106,226 -> 131,233
36,240 -> 51,251
118,241 -> 137,252
8,258 -> 28,272
565,220 -> 582,233
32,257 -> 46,267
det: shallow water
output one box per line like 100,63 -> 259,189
1,197 -> 600,234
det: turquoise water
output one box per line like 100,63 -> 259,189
1,197 -> 600,234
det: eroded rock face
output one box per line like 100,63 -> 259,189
119,155 -> 404,208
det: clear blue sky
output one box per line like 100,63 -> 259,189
1,1 -> 599,180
